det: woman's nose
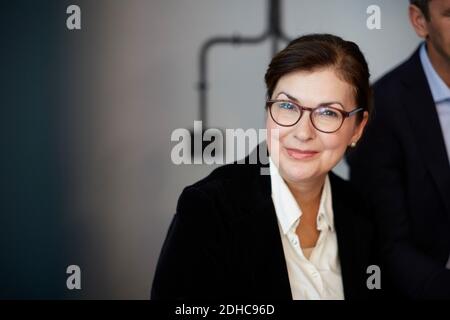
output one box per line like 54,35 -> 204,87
293,111 -> 315,142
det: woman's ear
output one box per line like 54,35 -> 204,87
350,111 -> 369,147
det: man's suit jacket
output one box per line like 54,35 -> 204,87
348,46 -> 450,299
151,147 -> 382,300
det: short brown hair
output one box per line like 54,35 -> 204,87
264,34 -> 372,120
410,0 -> 430,20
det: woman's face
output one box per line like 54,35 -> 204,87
266,67 -> 368,185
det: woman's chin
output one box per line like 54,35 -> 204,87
279,165 -> 319,184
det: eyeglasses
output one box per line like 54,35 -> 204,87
266,99 -> 363,133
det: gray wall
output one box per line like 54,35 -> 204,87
13,0 -> 421,298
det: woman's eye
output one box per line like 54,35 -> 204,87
279,102 -> 295,110
319,108 -> 339,117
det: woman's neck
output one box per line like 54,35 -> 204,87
285,175 -> 326,219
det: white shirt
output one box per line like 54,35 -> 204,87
269,157 -> 344,300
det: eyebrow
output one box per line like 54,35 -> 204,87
275,91 -> 344,107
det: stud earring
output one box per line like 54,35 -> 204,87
350,142 -> 357,148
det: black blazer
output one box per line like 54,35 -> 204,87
348,46 -> 450,299
152,145 -> 382,300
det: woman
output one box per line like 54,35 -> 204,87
152,34 -> 380,300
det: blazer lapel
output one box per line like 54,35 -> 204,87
401,48 -> 450,216
329,172 -> 360,299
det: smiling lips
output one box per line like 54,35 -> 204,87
285,147 -> 319,160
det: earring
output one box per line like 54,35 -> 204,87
350,142 -> 357,148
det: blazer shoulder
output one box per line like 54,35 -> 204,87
185,161 -> 261,195
373,47 -> 421,93
176,161 -> 266,223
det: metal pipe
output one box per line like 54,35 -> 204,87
197,0 -> 291,129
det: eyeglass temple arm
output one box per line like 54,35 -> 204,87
347,107 -> 364,117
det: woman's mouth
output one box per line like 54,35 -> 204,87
285,147 -> 319,160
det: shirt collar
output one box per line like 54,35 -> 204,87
419,42 -> 450,104
269,156 -> 335,235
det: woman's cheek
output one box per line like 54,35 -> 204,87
320,135 -> 349,165
267,122 -> 287,145
267,126 -> 291,165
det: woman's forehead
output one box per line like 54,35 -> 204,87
274,68 -> 356,106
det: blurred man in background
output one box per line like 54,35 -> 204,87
348,0 -> 450,299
